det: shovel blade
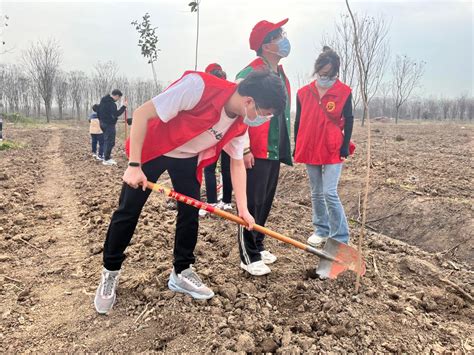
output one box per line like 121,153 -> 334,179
316,238 -> 366,279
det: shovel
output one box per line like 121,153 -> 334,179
146,181 -> 366,279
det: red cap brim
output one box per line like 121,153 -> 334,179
274,18 -> 289,29
265,18 -> 289,35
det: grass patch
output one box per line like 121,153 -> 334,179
2,112 -> 46,126
0,140 -> 23,151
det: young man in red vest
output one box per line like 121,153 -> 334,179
94,70 -> 286,314
235,19 -> 292,276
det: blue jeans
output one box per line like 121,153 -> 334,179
100,123 -> 116,160
91,134 -> 104,157
306,163 -> 349,244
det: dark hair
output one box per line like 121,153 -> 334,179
237,70 -> 286,115
111,89 -> 123,97
313,46 -> 340,77
92,104 -> 99,112
210,69 -> 227,80
256,28 -> 283,56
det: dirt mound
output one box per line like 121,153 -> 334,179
1,122 -> 473,352
279,122 -> 473,266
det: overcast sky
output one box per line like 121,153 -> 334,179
1,0 -> 473,99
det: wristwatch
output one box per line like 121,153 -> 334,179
128,162 -> 141,167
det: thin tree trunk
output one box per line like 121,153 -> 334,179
361,105 -> 367,127
346,0 -> 371,293
45,102 -> 51,123
194,5 -> 200,71
151,61 -> 159,92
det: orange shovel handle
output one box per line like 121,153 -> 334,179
146,181 -> 366,278
146,181 -> 308,252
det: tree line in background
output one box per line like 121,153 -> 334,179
359,90 -> 473,121
0,10 -> 472,123
308,13 -> 472,123
0,39 -> 162,123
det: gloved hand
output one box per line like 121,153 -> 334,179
340,144 -> 350,159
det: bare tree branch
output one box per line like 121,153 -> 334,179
321,14 -> 361,110
22,39 -> 62,122
54,71 -> 68,119
68,70 -> 87,119
93,61 -> 119,98
391,54 -> 425,123
324,13 -> 389,123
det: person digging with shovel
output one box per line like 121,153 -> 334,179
94,69 -> 286,314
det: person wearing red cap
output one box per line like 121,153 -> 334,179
94,69 -> 287,314
235,19 -> 292,276
200,63 -> 234,216
205,63 -> 227,80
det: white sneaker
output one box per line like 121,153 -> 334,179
307,233 -> 328,247
102,159 -> 117,166
166,199 -> 177,210
221,202 -> 233,211
168,266 -> 214,300
96,155 -> 104,161
198,203 -> 217,217
260,250 -> 277,264
240,260 -> 271,276
94,268 -> 120,314
92,153 -> 97,158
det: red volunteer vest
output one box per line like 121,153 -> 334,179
125,71 -> 248,183
294,79 -> 354,165
244,57 -> 291,159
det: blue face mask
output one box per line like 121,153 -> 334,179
275,37 -> 291,58
243,105 -> 273,127
316,74 -> 336,88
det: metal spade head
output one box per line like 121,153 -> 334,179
316,238 -> 367,279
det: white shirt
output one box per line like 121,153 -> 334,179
151,73 -> 245,160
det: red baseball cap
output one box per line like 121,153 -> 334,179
249,18 -> 289,51
205,63 -> 223,73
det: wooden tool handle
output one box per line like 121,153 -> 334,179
146,181 -> 308,252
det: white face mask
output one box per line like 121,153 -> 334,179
243,104 -> 273,127
316,74 -> 336,88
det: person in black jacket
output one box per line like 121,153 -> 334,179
98,89 -> 128,165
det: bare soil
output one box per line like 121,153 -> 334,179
0,121 -> 472,353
